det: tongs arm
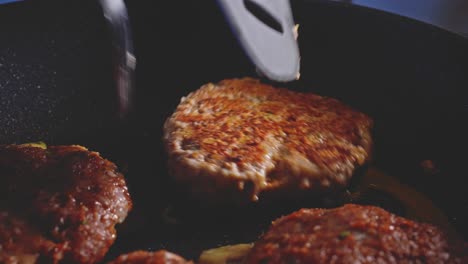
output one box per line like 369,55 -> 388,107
217,0 -> 300,82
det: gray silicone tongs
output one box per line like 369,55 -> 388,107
100,0 -> 136,118
217,0 -> 300,82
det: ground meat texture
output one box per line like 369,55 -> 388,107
164,78 -> 373,202
107,250 -> 192,264
245,204 -> 467,264
0,144 -> 132,263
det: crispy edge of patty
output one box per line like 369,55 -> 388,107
0,144 -> 133,263
106,250 -> 193,264
163,78 -> 373,201
245,204 -> 468,264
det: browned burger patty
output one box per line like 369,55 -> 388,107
245,204 -> 467,264
164,78 -> 373,201
107,250 -> 192,264
0,144 -> 132,264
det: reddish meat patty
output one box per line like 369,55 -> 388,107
107,250 -> 192,264
245,204 -> 467,264
164,78 -> 373,202
0,144 -> 132,264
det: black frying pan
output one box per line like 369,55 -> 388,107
0,0 -> 467,262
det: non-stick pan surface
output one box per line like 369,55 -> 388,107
0,0 -> 467,262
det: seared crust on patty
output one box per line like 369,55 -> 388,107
0,144 -> 132,263
107,250 -> 192,264
164,78 -> 372,201
245,204 -> 467,264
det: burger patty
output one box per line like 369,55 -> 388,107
0,144 -> 132,264
164,78 -> 373,201
107,250 -> 192,264
245,204 -> 468,264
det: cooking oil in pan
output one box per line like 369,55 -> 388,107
197,167 -> 459,264
350,167 -> 458,238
